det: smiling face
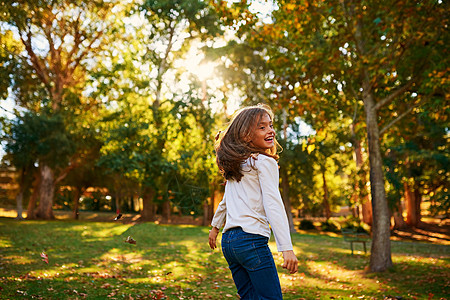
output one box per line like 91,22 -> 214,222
250,113 -> 276,150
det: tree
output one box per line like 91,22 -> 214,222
132,0 -> 222,221
2,0 -> 118,219
211,0 -> 447,271
384,105 -> 449,228
255,0 -> 448,272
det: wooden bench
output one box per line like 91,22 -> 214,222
341,229 -> 370,255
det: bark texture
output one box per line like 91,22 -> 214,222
352,132 -> 373,225
364,94 -> 393,272
15,188 -> 24,220
404,182 -> 422,227
36,164 -> 55,220
26,174 -> 40,220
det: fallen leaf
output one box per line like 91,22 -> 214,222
125,236 -> 136,244
40,252 -> 49,264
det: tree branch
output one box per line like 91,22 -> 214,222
66,10 -> 84,66
55,154 -> 80,184
19,29 -> 51,87
379,105 -> 415,136
373,80 -> 414,111
65,29 -> 104,82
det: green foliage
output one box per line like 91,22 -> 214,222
4,112 -> 76,169
340,216 -> 370,234
0,30 -> 23,101
141,0 -> 222,40
298,219 -> 315,230
320,219 -> 340,233
1,0 -> 447,226
278,118 -> 355,215
384,108 -> 449,217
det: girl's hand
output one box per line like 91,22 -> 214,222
281,250 -> 298,274
208,227 -> 220,250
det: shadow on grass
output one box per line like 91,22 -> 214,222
0,219 -> 449,299
281,232 -> 450,299
0,219 -> 236,299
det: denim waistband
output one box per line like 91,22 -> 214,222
222,227 -> 267,242
227,227 -> 243,232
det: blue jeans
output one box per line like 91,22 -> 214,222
221,227 -> 282,300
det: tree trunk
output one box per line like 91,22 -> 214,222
352,127 -> 372,225
392,200 -> 407,230
280,167 -> 296,233
202,199 -> 210,226
414,187 -> 423,227
72,186 -> 81,220
15,186 -> 24,220
351,205 -> 357,218
15,168 -> 25,220
114,187 -> 121,214
162,200 -> 171,222
404,181 -> 418,227
26,173 -> 40,220
141,187 -> 156,221
364,94 -> 393,272
321,170 -> 331,220
361,200 -> 373,226
348,0 -> 392,270
36,164 -> 56,220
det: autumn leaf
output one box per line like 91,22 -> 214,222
125,236 -> 136,244
40,252 -> 49,264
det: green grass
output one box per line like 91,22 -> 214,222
0,218 -> 448,300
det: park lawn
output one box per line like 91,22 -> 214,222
0,219 -> 448,300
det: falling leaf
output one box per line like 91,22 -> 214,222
125,236 -> 136,244
40,252 -> 49,264
114,213 -> 123,221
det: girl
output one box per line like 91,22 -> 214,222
208,104 -> 298,299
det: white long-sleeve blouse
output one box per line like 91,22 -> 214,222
211,154 -> 293,252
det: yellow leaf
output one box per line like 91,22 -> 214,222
286,4 -> 296,11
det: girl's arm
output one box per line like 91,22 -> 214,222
209,195 -> 227,250
257,157 -> 298,273
257,156 -> 293,252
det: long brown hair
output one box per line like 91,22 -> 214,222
215,104 -> 280,182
